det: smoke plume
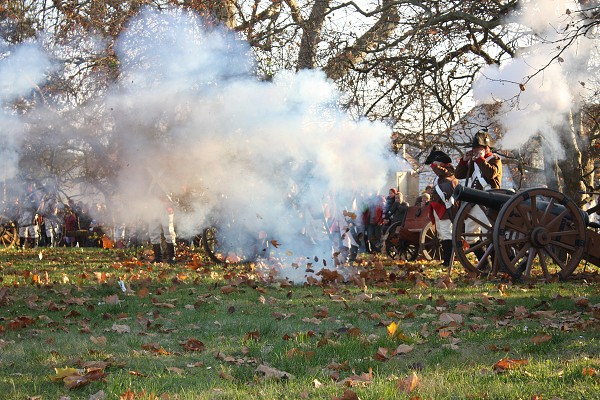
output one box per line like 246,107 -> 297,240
471,0 -> 595,157
2,7 -> 398,280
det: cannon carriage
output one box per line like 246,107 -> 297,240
452,184 -> 600,281
383,203 -> 442,262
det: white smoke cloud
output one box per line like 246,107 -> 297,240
471,0 -> 593,157
0,41 -> 52,181
0,7 -> 398,279
93,7 -> 393,277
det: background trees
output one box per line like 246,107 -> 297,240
2,0 -> 600,204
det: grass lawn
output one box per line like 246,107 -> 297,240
0,245 -> 599,399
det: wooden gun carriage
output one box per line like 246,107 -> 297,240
451,185 -> 600,281
383,203 -> 442,262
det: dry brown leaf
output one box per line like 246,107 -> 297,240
397,371 -> 419,393
531,334 -> 552,345
244,330 -> 260,342
111,324 -> 130,334
393,344 -> 414,355
137,287 -> 149,298
166,367 -> 185,375
89,390 -> 106,400
219,370 -> 234,380
182,338 -> 205,352
221,285 -> 236,294
142,343 -> 171,355
80,361 -> 109,370
104,294 -> 120,305
332,389 -> 361,400
374,347 -> 389,361
493,358 -> 528,372
582,367 -> 597,376
439,313 -> 463,324
338,369 -> 373,387
255,364 -> 294,380
90,336 -> 107,346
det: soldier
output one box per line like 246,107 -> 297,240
38,192 -> 63,247
455,129 -> 503,270
455,129 -> 502,190
17,182 -> 41,249
425,148 -> 459,268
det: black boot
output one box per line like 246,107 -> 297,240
441,240 -> 454,267
152,243 -> 163,263
166,243 -> 176,264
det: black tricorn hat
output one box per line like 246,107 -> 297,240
467,129 -> 494,148
425,147 -> 452,165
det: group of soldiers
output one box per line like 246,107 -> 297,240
425,129 -> 502,270
5,183 -> 65,249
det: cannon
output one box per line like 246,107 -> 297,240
383,203 -> 442,261
451,185 -> 599,281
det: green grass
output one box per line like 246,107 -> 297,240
0,246 -> 599,399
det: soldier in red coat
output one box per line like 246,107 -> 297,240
425,148 -> 459,268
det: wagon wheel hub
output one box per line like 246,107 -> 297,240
530,226 -> 550,247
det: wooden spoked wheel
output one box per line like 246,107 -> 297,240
452,189 -> 512,274
0,215 -> 18,248
385,221 -> 418,261
493,188 -> 586,281
420,221 -> 442,261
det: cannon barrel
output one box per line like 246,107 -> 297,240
452,185 -> 513,210
453,184 -> 590,226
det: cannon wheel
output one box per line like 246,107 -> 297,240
452,189 -> 513,274
420,221 -> 442,261
0,215 -> 18,248
201,226 -> 257,264
493,188 -> 586,281
385,221 -> 418,261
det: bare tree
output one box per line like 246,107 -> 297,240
3,0 -> 600,203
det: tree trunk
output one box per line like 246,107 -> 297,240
542,142 -> 560,192
556,111 -> 586,205
297,0 -> 330,70
323,0 -> 399,80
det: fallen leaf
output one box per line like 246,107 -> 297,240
51,367 -> 80,382
387,321 -> 399,338
332,389 -> 360,400
89,390 -> 106,400
255,364 -> 294,380
493,358 -> 528,372
111,324 -> 130,334
374,347 -> 389,361
439,313 -> 463,324
166,367 -> 185,375
137,287 -> 149,298
393,344 -> 414,355
338,369 -> 373,387
90,336 -> 107,346
221,285 -> 236,294
397,371 -> 419,393
582,367 -> 597,376
183,338 -> 205,352
531,334 -> 552,345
